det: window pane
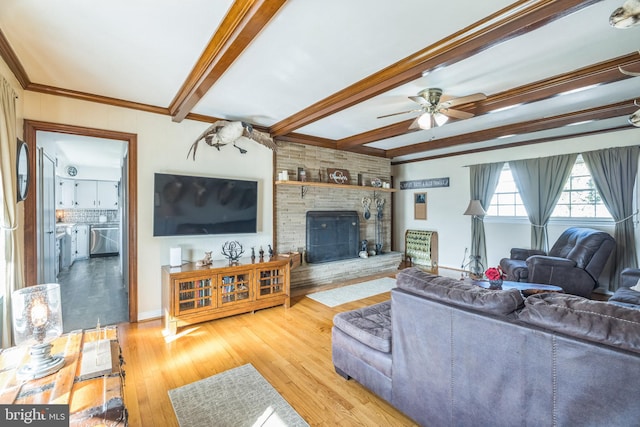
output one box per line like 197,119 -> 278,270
595,205 -> 610,217
501,205 -> 516,216
514,205 -> 528,216
557,192 -> 570,203
572,162 -> 590,175
571,204 -> 595,217
552,204 -> 570,217
571,176 -> 592,189
570,190 -> 592,204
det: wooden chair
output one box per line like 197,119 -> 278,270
404,230 -> 438,274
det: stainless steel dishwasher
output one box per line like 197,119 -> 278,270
90,225 -> 119,257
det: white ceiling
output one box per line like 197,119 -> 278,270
1,0 -> 639,164
37,131 -> 127,169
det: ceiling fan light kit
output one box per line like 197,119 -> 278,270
417,112 -> 449,130
382,87 -> 486,131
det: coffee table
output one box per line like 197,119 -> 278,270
470,279 -> 563,296
0,327 -> 126,425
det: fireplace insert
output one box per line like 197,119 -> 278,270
306,211 -> 359,263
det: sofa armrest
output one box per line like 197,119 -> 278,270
510,248 -> 546,261
526,255 -> 576,269
620,268 -> 640,289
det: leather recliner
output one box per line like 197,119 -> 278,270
609,268 -> 640,308
499,227 -> 615,297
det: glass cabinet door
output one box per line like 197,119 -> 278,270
175,277 -> 216,315
256,266 -> 286,299
218,270 -> 252,306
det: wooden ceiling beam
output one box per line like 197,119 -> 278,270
275,133 -> 337,149
169,0 -> 287,122
270,0 -> 600,137
473,52 -> 640,115
337,52 -> 640,149
391,124 -> 633,165
386,100 -> 639,158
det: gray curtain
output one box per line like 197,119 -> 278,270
469,162 -> 504,272
583,146 -> 640,291
510,154 -> 577,252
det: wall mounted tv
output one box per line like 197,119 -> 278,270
153,173 -> 258,237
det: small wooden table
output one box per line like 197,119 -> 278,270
0,327 -> 126,425
471,279 -> 564,296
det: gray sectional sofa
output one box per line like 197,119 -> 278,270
332,267 -> 640,426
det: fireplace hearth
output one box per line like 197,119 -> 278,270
306,211 -> 359,263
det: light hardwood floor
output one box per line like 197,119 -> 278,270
119,273 -> 418,426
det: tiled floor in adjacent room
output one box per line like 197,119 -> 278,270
57,256 -> 129,332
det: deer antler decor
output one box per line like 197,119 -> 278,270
222,241 -> 245,264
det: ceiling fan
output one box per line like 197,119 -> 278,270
377,88 -> 486,130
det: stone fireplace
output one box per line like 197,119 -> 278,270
275,142 -> 401,290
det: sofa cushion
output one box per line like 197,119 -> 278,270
396,268 -> 524,316
519,293 -> 640,354
333,300 -> 392,353
609,288 -> 640,307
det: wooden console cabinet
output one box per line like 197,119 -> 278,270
162,256 -> 291,334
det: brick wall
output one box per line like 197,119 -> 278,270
275,142 -> 399,288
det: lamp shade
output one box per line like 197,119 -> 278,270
463,200 -> 487,217
434,112 -> 449,126
417,113 -> 433,129
12,283 -> 63,346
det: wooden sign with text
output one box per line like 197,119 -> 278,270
327,168 -> 351,184
400,177 -> 449,190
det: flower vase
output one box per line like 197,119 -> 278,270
488,279 -> 503,290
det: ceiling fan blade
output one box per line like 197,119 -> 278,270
440,93 -> 487,108
408,96 -> 427,105
377,109 -> 421,119
440,108 -> 474,120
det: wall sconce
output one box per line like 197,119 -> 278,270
463,199 -> 487,218
12,284 -> 64,379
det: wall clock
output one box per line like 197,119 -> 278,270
67,165 -> 78,177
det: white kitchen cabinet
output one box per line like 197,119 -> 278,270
56,178 -> 75,209
74,180 -> 97,209
97,181 -> 119,208
74,180 -> 119,209
73,225 -> 90,260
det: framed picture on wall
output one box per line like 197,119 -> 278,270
414,192 -> 427,220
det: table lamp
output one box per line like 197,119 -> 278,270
12,283 -> 65,379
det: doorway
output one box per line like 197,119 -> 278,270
24,120 -> 138,325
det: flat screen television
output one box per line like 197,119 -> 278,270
153,173 -> 258,236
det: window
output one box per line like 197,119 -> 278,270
551,156 -> 611,218
486,164 -> 526,217
487,155 -> 612,220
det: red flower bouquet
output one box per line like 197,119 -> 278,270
485,267 -> 503,281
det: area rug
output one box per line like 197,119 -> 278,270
307,277 -> 396,307
168,364 -> 309,427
